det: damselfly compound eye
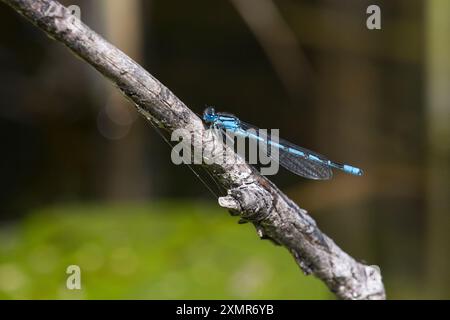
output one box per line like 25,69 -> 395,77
204,107 -> 215,116
203,107 -> 216,123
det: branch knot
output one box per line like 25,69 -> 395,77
219,183 -> 273,222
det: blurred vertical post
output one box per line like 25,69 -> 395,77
314,0 -> 377,261
96,0 -> 151,200
425,0 -> 450,298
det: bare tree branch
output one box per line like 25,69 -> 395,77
1,0 -> 386,300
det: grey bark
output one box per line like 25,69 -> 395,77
1,0 -> 386,299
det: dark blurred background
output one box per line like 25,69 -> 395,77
0,0 -> 449,299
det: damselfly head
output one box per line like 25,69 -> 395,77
203,107 -> 217,123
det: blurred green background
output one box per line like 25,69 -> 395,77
0,0 -> 449,299
0,203 -> 330,299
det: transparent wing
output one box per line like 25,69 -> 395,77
240,121 -> 333,180
273,137 -> 333,180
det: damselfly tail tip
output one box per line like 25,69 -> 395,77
343,165 -> 364,176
